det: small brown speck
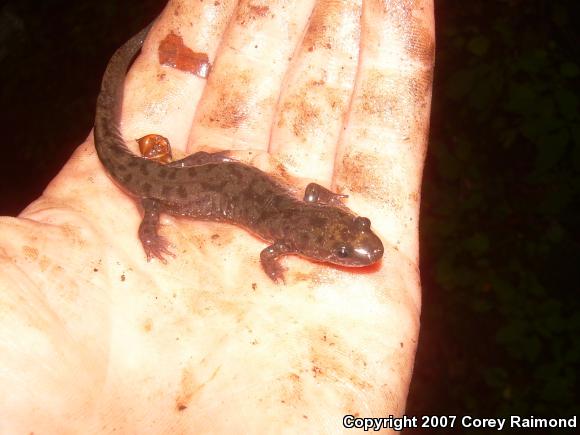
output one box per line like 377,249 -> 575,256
211,234 -> 220,240
93,268 -> 98,272
237,4 -> 270,25
120,274 -> 126,282
249,5 -> 269,16
252,283 -> 257,290
177,404 -> 187,411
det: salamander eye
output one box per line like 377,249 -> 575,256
355,217 -> 371,230
336,246 -> 350,258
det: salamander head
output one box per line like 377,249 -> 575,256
326,215 -> 384,266
292,209 -> 384,267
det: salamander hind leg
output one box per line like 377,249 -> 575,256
260,241 -> 294,284
138,198 -> 174,263
166,151 -> 233,168
303,183 -> 348,206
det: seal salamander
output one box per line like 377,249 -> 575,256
94,24 -> 384,283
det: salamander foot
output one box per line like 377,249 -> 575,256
260,241 -> 294,284
303,182 -> 348,206
141,233 -> 174,263
139,198 -> 175,263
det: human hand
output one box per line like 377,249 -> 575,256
0,0 -> 433,432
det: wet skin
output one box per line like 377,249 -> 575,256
94,24 -> 384,283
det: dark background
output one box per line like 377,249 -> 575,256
0,0 -> 578,432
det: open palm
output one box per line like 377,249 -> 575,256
0,0 -> 433,432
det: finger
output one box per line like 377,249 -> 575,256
334,0 -> 435,260
121,0 -> 237,154
187,0 -> 316,152
269,0 -> 362,185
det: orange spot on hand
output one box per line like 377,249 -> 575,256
158,32 -> 211,78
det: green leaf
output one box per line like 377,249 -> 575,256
571,125 -> 580,170
501,129 -> 518,148
484,367 -> 508,388
505,84 -> 536,113
521,336 -> 542,362
534,129 -> 569,172
560,62 -> 580,78
555,89 -> 578,117
464,233 -> 490,255
496,320 -> 526,345
435,148 -> 461,180
517,50 -> 548,74
467,36 -> 489,56
471,298 -> 492,313
546,223 -> 565,243
446,69 -> 475,100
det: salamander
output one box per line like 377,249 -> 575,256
94,24 -> 384,283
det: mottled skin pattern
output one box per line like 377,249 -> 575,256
94,25 -> 384,283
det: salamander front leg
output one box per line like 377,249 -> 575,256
260,241 -> 294,284
303,182 -> 348,206
167,151 -> 233,168
138,198 -> 174,263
